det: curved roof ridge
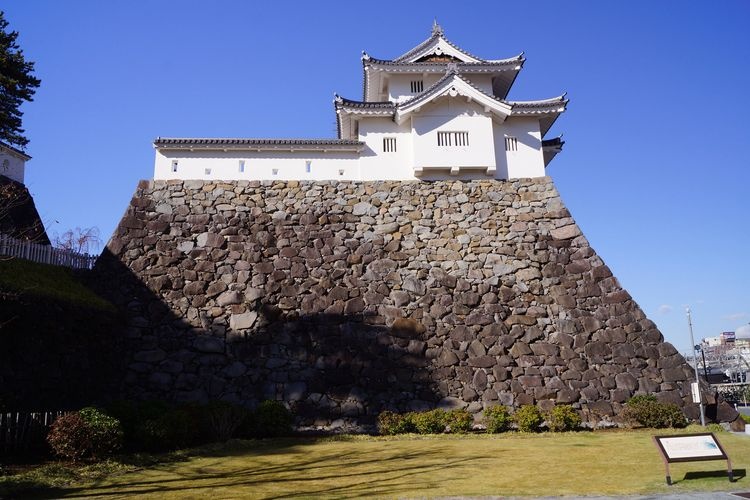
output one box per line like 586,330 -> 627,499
393,29 -> 490,63
364,53 -> 525,67
393,33 -> 440,62
395,71 -> 512,117
398,71 -> 506,109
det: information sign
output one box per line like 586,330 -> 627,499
653,433 -> 732,485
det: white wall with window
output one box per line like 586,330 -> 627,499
154,150 -> 361,181
0,148 -> 27,184
411,100 -> 495,175
492,117 -> 545,179
358,117 -> 413,180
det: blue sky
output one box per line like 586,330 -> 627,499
4,1 -> 749,355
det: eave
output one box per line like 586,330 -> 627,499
153,138 -> 365,153
542,136 -> 565,167
334,96 -> 395,140
508,95 -> 568,137
0,141 -> 31,161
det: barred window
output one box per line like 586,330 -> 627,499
383,137 -> 397,153
505,136 -> 518,151
437,131 -> 469,147
410,80 -> 424,93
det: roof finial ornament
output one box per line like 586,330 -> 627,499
432,19 -> 443,37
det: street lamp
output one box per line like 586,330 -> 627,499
686,307 -> 706,426
694,344 -> 709,381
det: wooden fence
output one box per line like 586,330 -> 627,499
0,233 -> 98,270
0,411 -> 66,456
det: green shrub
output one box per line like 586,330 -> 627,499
252,400 -> 293,438
705,423 -> 725,433
107,400 -> 194,451
547,405 -> 582,432
412,409 -> 447,434
483,405 -> 512,433
445,409 -> 473,433
741,414 -> 750,424
377,411 -> 413,435
514,405 -> 543,433
136,407 -> 193,451
47,409 -> 123,461
78,407 -> 123,458
201,401 -> 248,442
621,395 -> 687,429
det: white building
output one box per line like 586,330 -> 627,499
154,23 -> 567,181
0,141 -> 30,185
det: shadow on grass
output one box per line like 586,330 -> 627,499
682,467 -> 745,483
20,440 -> 489,499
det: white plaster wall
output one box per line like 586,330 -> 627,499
358,118 -> 414,180
154,150 -> 361,181
493,117 -> 546,179
465,74 -> 493,95
388,73 -> 493,102
388,74 -> 442,102
411,99 -> 496,172
0,151 -> 25,184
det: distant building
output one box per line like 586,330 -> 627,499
0,141 -> 30,185
703,336 -> 722,347
153,22 -> 567,181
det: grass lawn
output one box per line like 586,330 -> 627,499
2,427 -> 748,499
0,258 -> 113,311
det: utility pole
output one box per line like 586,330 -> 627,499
687,307 -> 706,426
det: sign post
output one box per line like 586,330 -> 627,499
653,433 -> 733,485
686,308 -> 706,426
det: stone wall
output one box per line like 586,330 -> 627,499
96,177 -> 719,430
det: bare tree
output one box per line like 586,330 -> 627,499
54,226 -> 101,254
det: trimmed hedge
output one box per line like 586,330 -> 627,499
483,405 -> 512,433
546,405 -> 581,432
377,411 -> 414,435
514,405 -> 543,433
445,409 -> 473,433
106,399 -> 294,451
621,395 -> 687,429
242,400 -> 293,438
412,409 -> 447,434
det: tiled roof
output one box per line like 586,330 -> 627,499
154,138 -> 363,147
542,137 -> 564,148
393,32 -> 491,63
334,97 -> 395,110
364,56 -> 524,68
509,95 -> 568,110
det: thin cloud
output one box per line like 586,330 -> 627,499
723,312 -> 749,322
657,305 -> 673,315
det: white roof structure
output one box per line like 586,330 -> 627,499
153,23 -> 567,181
